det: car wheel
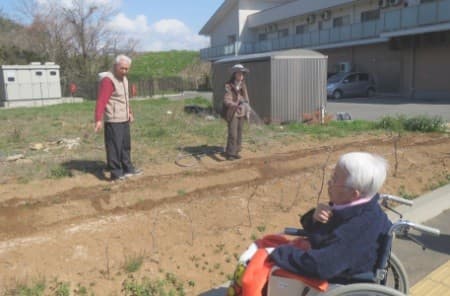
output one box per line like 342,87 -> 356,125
332,90 -> 343,100
367,87 -> 376,97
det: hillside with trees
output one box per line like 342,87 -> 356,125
0,2 -> 210,99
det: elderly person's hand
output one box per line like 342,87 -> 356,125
313,203 -> 333,223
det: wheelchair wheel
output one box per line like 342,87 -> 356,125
385,253 -> 409,294
323,283 -> 405,295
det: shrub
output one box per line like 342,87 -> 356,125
375,115 -> 446,132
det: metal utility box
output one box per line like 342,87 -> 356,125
212,49 -> 327,123
0,62 -> 62,108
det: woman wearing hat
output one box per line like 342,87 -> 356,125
222,64 -> 251,160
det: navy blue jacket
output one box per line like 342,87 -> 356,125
270,194 -> 392,283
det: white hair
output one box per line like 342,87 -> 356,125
337,152 -> 388,199
115,54 -> 132,65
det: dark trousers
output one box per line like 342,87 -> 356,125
226,116 -> 245,156
104,121 -> 134,178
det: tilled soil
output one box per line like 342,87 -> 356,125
0,133 -> 449,295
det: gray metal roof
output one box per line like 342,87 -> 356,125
214,49 -> 327,64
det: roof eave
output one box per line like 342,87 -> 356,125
199,0 -> 236,36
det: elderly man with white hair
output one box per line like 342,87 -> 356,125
269,152 -> 392,283
94,54 -> 142,181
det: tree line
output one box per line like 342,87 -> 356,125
1,0 -> 145,98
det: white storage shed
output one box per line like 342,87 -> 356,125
0,62 -> 62,108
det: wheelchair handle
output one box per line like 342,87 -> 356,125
380,194 -> 414,206
390,220 -> 440,236
284,227 -> 309,236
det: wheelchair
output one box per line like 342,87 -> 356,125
233,194 -> 440,296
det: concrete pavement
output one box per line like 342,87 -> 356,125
389,184 -> 450,295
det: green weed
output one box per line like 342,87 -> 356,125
398,185 -> 418,200
14,280 -> 46,296
123,253 -> 145,273
48,166 -> 72,179
375,115 -> 446,132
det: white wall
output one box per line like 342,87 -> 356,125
210,3 -> 239,46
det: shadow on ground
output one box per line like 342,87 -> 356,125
403,232 -> 450,256
175,145 -> 225,167
62,160 -> 107,180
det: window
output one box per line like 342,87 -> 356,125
278,28 -> 289,38
258,33 -> 267,41
50,71 -> 57,76
35,71 -> 43,76
361,9 -> 380,22
227,35 -> 236,44
345,74 -> 358,83
7,77 -> 15,82
333,15 -> 350,28
318,21 -> 323,30
359,73 -> 369,81
296,24 -> 306,35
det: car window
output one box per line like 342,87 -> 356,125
328,72 -> 347,83
359,73 -> 369,81
345,74 -> 358,83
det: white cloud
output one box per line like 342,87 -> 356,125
108,13 -> 150,33
36,0 -> 209,51
107,15 -> 209,52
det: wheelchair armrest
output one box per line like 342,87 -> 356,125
339,272 -> 376,284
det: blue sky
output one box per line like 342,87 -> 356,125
0,0 -> 224,51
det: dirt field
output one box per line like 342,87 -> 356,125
0,133 -> 449,295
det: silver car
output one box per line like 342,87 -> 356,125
327,72 -> 376,100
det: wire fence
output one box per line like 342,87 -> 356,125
62,75 -> 211,100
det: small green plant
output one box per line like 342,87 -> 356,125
73,283 -> 89,296
398,185 -> 417,200
177,189 -> 186,196
9,127 -> 23,143
48,165 -> 72,179
54,281 -> 70,296
426,174 -> 450,191
123,253 -> 145,273
14,279 -> 46,296
256,225 -> 266,233
214,243 -> 225,253
375,115 -> 446,132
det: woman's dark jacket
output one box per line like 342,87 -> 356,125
269,194 -> 392,283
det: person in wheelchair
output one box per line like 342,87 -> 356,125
269,151 -> 392,284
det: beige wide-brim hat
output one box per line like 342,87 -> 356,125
230,64 -> 250,74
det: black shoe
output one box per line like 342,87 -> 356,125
124,168 -> 143,178
226,154 -> 241,161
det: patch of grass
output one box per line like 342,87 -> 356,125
73,283 -> 89,296
0,99 -> 446,184
123,253 -> 145,273
129,51 -> 199,80
274,120 -> 377,138
48,165 -> 72,179
121,273 -> 186,296
375,115 -> 446,132
426,174 -> 450,191
256,225 -> 266,233
397,185 -> 418,200
14,280 -> 46,296
53,281 -> 70,296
